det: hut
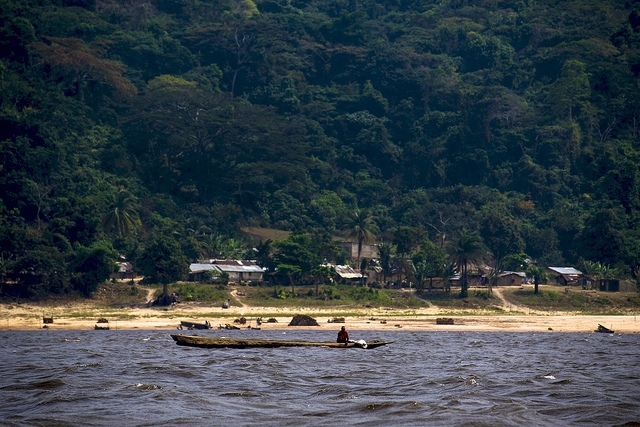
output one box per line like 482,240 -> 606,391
189,260 -> 265,283
114,262 -> 135,280
547,267 -> 583,286
598,279 -> 636,292
340,242 -> 380,261
496,271 -> 526,287
330,264 -> 363,284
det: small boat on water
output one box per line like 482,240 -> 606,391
171,334 -> 391,349
595,324 -> 614,334
180,321 -> 212,330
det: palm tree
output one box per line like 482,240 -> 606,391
219,237 -> 244,259
486,255 -> 500,298
359,257 -> 368,286
526,264 -> 547,295
378,241 -> 394,283
486,266 -> 498,298
198,232 -> 225,259
412,259 -> 429,292
102,189 -> 140,238
581,261 -> 620,290
581,260 -> 608,289
442,262 -> 456,294
447,229 -> 486,298
344,209 -> 379,267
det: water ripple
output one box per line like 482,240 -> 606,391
1,330 -> 639,426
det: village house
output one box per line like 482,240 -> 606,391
546,267 -> 583,286
330,264 -> 363,284
341,242 -> 379,261
189,260 -> 265,283
113,262 -> 135,280
365,265 -> 383,285
450,262 -> 491,288
595,278 -> 636,292
422,277 -> 448,292
495,271 -> 526,287
188,263 -> 219,282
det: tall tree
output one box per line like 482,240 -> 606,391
413,239 -> 447,292
393,226 -> 422,284
102,189 -> 139,239
549,60 -> 590,121
377,241 -> 394,284
138,236 -> 189,305
273,233 -> 321,291
12,246 -> 68,297
344,209 -> 379,267
525,263 -> 547,295
70,241 -> 118,297
29,37 -> 137,102
447,229 -> 486,298
276,263 -> 301,296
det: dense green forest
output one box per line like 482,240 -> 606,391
2,0 -> 640,299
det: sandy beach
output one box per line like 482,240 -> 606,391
2,297 -> 639,334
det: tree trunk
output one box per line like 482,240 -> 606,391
231,68 -> 238,98
162,282 -> 168,298
153,284 -> 176,306
289,275 -> 295,296
460,262 -> 468,298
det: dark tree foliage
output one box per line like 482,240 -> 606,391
138,235 -> 189,304
70,241 -> 118,296
2,0 -> 640,299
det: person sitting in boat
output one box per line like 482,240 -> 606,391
337,326 -> 350,343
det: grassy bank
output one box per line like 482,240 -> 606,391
169,283 -> 640,315
500,285 -> 640,314
4,282 -> 640,316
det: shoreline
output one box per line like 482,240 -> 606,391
2,301 -> 639,333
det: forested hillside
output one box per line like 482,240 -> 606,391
2,0 -> 640,298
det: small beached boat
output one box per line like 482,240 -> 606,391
171,334 -> 391,349
43,312 -> 53,325
180,321 -> 212,330
94,318 -> 109,330
595,324 -> 614,334
218,323 -> 241,330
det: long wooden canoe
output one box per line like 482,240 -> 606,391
171,334 -> 391,349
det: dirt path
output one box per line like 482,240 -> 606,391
229,289 -> 248,309
411,293 -> 441,314
492,288 -> 539,314
144,287 -> 155,303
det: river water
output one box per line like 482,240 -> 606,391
1,329 -> 639,426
